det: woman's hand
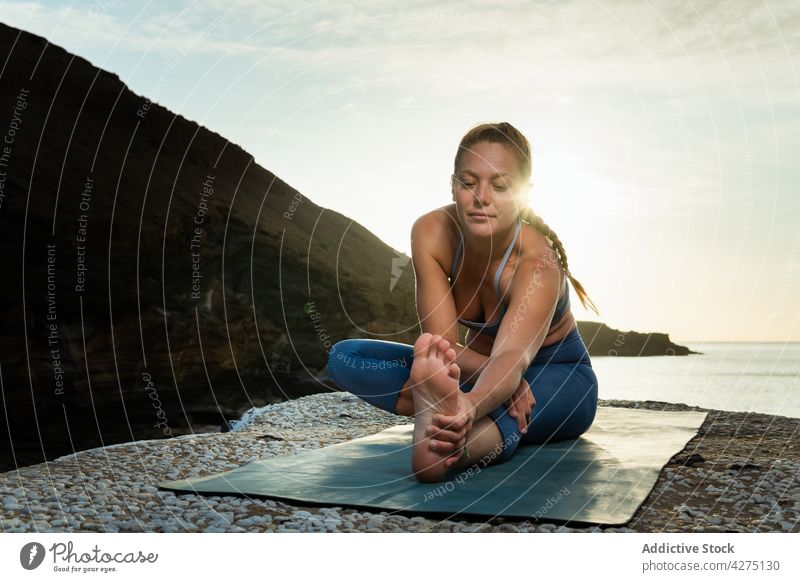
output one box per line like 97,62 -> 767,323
425,391 -> 476,468
505,378 -> 535,434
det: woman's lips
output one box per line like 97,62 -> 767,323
468,212 -> 491,220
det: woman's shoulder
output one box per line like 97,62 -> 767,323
513,221 -> 565,285
414,203 -> 457,228
519,220 -> 561,263
411,204 -> 460,271
412,204 -> 460,241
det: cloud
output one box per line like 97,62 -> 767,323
0,0 -> 262,58
5,0 -> 796,87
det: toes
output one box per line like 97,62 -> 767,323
414,335 -> 454,363
448,362 -> 460,381
432,334 -> 444,358
413,333 -> 434,359
432,336 -> 450,360
431,335 -> 444,359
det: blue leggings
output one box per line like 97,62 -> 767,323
326,326 -> 598,465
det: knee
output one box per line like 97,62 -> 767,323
327,339 -> 359,385
327,338 -> 415,387
328,339 -> 358,361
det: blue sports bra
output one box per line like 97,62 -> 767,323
449,218 -> 570,338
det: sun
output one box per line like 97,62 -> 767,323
524,134 -> 642,323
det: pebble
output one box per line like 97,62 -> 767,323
1,393 -> 797,534
366,516 -> 384,529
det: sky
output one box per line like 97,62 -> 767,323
2,0 -> 799,342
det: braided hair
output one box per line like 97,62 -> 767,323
454,122 -> 600,316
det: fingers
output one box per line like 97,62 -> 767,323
445,446 -> 465,468
432,413 -> 466,431
506,394 -> 518,418
517,408 -> 528,434
444,456 -> 460,469
510,394 -> 529,434
429,438 -> 460,455
522,394 -> 535,434
425,425 -> 463,443
526,392 -> 536,413
501,381 -> 536,434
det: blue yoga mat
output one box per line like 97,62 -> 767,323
160,406 -> 707,525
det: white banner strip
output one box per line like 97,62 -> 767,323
0,532 -> 797,581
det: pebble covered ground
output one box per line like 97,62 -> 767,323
1,393 -> 798,533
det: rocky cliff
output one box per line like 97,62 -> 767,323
0,23 -> 418,471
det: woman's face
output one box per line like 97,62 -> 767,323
451,141 -> 529,237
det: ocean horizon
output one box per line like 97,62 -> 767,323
591,341 -> 800,419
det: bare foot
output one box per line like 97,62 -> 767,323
409,333 -> 461,482
395,379 -> 415,417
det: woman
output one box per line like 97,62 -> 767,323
327,122 -> 599,483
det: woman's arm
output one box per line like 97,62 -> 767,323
410,214 -> 501,383
452,343 -> 490,381
431,253 -> 562,446
463,257 -> 562,421
410,213 -> 461,345
410,210 -> 543,431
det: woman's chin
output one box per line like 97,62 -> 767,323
465,220 -> 499,237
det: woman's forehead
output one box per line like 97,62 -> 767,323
457,142 -> 519,175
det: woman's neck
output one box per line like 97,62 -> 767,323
461,218 -> 520,264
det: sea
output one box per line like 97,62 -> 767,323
591,342 -> 800,419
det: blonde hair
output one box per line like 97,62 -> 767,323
454,122 -> 599,315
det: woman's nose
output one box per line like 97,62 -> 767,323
473,182 -> 491,205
